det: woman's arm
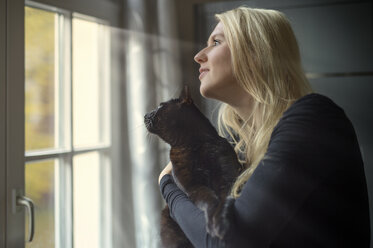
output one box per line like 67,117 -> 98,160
160,174 -> 249,247
160,175 -> 208,245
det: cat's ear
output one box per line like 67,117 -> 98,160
179,85 -> 193,104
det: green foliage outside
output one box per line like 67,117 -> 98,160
25,6 -> 55,151
25,161 -> 55,248
25,7 -> 56,247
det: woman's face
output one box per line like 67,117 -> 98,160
194,22 -> 244,104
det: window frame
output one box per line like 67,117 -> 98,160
0,0 -> 7,246
24,1 -> 112,247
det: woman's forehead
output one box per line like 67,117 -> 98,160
211,22 -> 224,35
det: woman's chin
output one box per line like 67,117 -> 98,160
199,84 -> 211,98
200,88 -> 219,101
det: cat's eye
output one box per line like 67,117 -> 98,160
156,104 -> 164,111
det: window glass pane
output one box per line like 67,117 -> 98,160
73,152 -> 101,248
25,7 -> 57,151
25,160 -> 56,247
73,18 -> 104,148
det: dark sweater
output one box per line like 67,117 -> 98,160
159,93 -> 371,247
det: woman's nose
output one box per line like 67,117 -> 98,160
194,49 -> 207,64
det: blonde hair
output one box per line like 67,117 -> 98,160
215,7 -> 312,197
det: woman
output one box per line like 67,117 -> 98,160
159,7 -> 370,247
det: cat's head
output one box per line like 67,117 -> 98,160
144,85 -> 208,146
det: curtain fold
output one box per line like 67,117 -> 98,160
111,0 -> 183,247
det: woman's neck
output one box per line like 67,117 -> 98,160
229,93 -> 254,121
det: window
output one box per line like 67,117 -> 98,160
25,2 -> 111,247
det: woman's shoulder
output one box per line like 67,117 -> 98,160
268,93 -> 362,170
281,93 -> 345,121
271,93 -> 357,144
270,92 -> 361,150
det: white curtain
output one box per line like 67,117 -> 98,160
110,0 -> 186,247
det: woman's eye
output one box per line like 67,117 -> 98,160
213,39 -> 220,46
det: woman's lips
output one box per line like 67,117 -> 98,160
199,69 -> 209,80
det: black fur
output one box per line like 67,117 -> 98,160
144,86 -> 242,247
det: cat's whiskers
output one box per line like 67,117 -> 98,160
145,132 -> 158,143
129,122 -> 146,133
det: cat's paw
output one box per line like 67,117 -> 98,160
206,210 -> 228,239
206,196 -> 235,239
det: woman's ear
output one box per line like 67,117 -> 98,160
179,85 -> 193,104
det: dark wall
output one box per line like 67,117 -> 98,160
181,0 -> 373,244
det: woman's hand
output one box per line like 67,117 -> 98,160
159,161 -> 173,184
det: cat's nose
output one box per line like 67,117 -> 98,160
144,111 -> 155,120
144,113 -> 151,123
144,113 -> 155,130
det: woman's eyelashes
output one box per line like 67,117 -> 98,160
207,39 -> 221,47
213,39 -> 221,46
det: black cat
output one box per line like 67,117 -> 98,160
144,86 -> 242,247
